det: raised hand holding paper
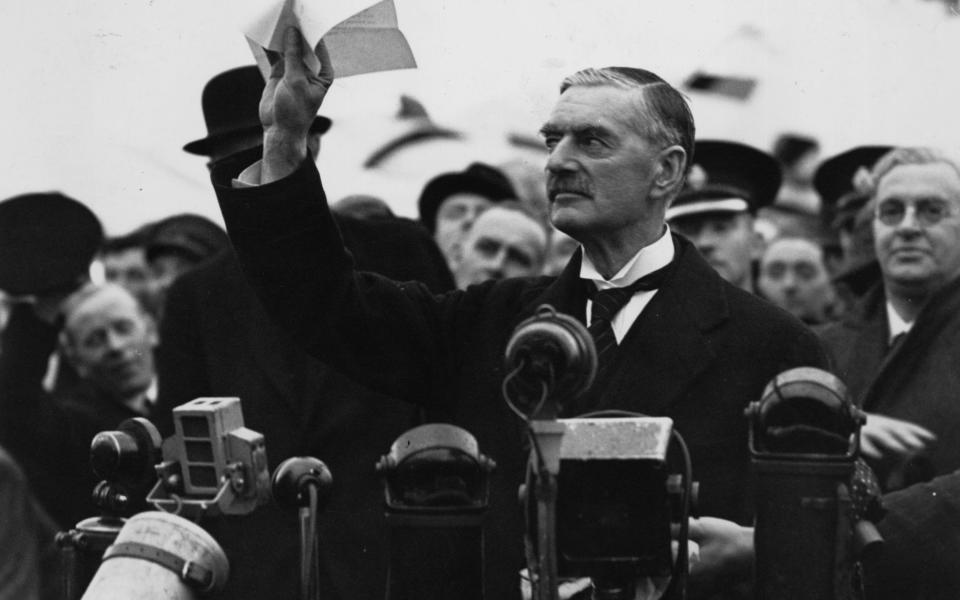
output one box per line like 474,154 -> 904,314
245,0 -> 416,79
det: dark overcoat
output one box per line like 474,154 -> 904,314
818,277 -> 960,488
213,158 -> 828,600
156,219 -> 452,600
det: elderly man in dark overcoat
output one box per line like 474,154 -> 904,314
819,147 -> 960,492
211,31 -> 827,599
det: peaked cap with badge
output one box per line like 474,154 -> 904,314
667,140 -> 782,221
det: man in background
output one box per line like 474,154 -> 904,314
1,283 -> 159,528
451,202 -> 548,288
819,147 -> 960,491
667,140 -> 780,294
418,162 -> 519,268
757,236 -> 839,325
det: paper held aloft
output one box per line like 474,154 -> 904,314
244,0 -> 417,79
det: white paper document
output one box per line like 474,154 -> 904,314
244,0 -> 417,79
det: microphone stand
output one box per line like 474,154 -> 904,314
272,457 -> 333,600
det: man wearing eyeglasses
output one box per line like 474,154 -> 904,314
820,147 -> 960,492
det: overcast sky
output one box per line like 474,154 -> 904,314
3,0 -> 959,233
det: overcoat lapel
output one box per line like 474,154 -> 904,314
594,238 -> 723,414
836,288 -> 890,407
863,275 -> 960,411
512,236 -> 727,415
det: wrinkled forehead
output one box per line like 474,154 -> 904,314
471,209 -> 546,245
877,162 -> 960,201
762,238 -> 823,265
543,85 -> 647,133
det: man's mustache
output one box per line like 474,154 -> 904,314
547,176 -> 592,199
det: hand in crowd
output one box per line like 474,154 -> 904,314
859,412 -> 936,460
260,27 -> 335,183
686,517 -> 754,597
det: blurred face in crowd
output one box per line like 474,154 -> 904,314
757,237 -> 837,323
670,211 -> 764,290
101,247 -> 152,306
453,206 -> 547,288
541,85 -> 669,247
873,162 -> 960,293
434,193 -> 494,263
62,285 -> 157,401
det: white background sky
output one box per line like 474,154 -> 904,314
2,0 -> 959,234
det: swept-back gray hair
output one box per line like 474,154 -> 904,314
560,67 -> 695,171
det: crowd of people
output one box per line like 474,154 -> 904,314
1,28 -> 959,600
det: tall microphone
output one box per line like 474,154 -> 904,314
746,367 -> 883,600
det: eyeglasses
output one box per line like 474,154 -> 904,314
875,198 -> 957,227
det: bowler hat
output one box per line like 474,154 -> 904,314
183,66 -> 332,156
0,192 -> 103,295
145,214 -> 230,264
667,140 -> 782,221
814,146 -> 892,231
418,163 -> 517,233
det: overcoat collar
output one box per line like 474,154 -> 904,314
514,234 -> 729,414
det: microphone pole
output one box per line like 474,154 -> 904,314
504,305 -> 596,600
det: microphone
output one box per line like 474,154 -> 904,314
746,367 -> 881,600
503,304 -> 596,418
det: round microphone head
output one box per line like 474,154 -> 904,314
504,305 -> 597,413
754,367 -> 861,455
271,457 -> 333,509
89,418 -> 163,484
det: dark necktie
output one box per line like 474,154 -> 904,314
585,260 -> 675,383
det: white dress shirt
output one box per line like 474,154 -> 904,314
580,228 -> 675,344
885,301 -> 914,345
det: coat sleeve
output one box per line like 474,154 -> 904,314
863,471 -> 960,599
213,157 -> 468,410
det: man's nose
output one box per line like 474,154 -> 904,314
104,330 -> 127,352
545,138 -> 577,174
894,205 -> 923,234
780,271 -> 799,292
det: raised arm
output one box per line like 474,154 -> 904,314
213,29 -> 473,410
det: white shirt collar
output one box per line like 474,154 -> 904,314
120,377 -> 158,416
579,228 -> 674,290
885,301 -> 914,344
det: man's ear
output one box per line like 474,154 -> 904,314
652,145 -> 687,201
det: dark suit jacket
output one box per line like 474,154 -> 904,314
155,222 -> 451,600
213,158 -> 828,600
865,470 -> 960,600
818,278 -> 960,489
